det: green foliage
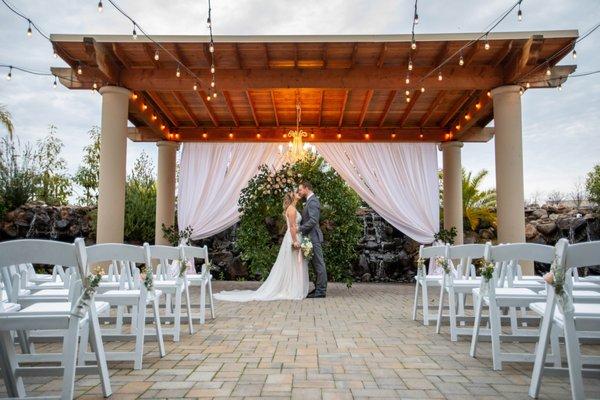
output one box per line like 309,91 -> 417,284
462,168 -> 496,231
32,125 -> 71,205
0,137 -> 37,218
73,127 -> 101,206
0,104 -> 14,140
124,152 -> 156,244
434,227 -> 457,245
236,155 -> 362,285
161,224 -> 194,246
586,164 -> 600,206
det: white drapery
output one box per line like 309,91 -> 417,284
316,142 -> 439,243
177,142 -> 283,240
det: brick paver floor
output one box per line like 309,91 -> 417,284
2,281 -> 599,399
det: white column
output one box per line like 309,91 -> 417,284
440,142 -> 464,245
96,86 -> 130,243
492,85 -> 526,250
155,141 -> 179,245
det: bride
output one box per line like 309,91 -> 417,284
214,191 -> 309,301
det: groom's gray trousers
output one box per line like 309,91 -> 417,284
312,241 -> 327,295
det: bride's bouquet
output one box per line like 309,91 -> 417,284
300,236 -> 313,259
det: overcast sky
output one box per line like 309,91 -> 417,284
0,0 -> 598,202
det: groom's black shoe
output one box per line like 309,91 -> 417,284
307,292 -> 326,298
306,288 -> 316,297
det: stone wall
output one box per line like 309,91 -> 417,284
2,203 -> 598,281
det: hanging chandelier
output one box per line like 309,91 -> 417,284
278,96 -> 315,162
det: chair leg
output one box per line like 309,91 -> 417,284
448,289 -> 458,342
133,302 -> 146,370
0,330 -> 26,398
489,301 -> 503,371
421,282 -> 429,325
185,286 -> 194,335
173,290 -> 182,342
60,317 -> 81,400
412,281 -> 420,321
77,320 -> 90,366
435,285 -> 445,334
509,306 -> 518,335
470,294 -> 483,358
563,315 -> 585,400
200,284 -> 207,324
528,306 -> 555,399
88,306 -> 112,398
549,323 -> 561,368
153,296 -> 166,358
208,280 -> 215,319
116,305 -> 124,333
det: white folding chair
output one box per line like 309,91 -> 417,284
529,239 -> 600,400
88,243 -> 165,370
470,242 -> 559,370
0,238 -> 111,400
436,243 -> 485,341
149,245 -> 194,341
182,245 -> 215,324
412,243 -> 447,326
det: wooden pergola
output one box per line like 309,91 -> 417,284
51,31 -> 576,143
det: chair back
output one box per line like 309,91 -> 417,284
419,244 -> 446,259
86,243 -> 152,290
149,245 -> 184,280
181,245 -> 210,276
447,243 -> 486,279
486,243 -> 554,287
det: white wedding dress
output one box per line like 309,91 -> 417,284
214,210 -> 309,301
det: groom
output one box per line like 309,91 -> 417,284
296,182 -> 327,298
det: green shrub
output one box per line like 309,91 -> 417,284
586,164 -> 600,206
73,127 -> 101,206
33,125 -> 71,206
124,152 -> 156,244
236,155 -> 362,286
0,137 -> 37,218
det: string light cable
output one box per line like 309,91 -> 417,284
0,63 -> 92,87
520,69 -> 600,87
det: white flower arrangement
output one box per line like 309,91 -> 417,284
435,256 -> 451,274
416,257 -> 426,278
300,236 -> 313,259
543,257 -> 573,314
70,265 -> 103,318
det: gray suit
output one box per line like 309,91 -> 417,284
299,194 -> 327,295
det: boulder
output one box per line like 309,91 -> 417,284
549,213 -> 559,221
532,209 -> 548,219
536,222 -> 557,236
525,223 -> 538,240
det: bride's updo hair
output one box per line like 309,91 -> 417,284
282,191 -> 296,215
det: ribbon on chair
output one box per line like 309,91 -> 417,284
544,257 -> 574,314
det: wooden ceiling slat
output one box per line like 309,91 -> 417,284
378,90 -> 397,127
338,90 -> 349,127
144,44 -> 160,69
223,90 -> 239,127
318,90 -> 324,126
146,90 -> 179,127
172,91 -> 199,127
270,90 -> 279,126
196,91 -> 220,127
264,44 -> 270,69
350,43 -> 359,67
398,90 -> 421,127
440,90 -> 475,127
235,44 -> 244,69
376,44 -> 387,68
419,91 -> 445,127
246,91 -> 260,127
358,90 -> 374,127
493,40 -> 514,67
112,43 -> 132,68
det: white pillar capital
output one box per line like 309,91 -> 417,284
99,85 -> 130,97
491,85 -> 522,98
156,141 -> 180,150
439,141 -> 464,151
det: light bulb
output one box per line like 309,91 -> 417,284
459,55 -> 464,66
558,83 -> 562,91
53,76 -> 57,88
206,17 -> 211,28
211,80 -> 215,87
405,75 -> 410,84
77,63 -> 83,75
484,40 -> 490,50
193,82 -> 198,90
176,66 -> 181,78
572,49 -> 577,59
213,92 -> 217,98
526,82 -> 530,88
210,64 -> 215,74
6,67 -> 12,81
420,86 -> 425,93
154,50 -> 159,61
517,8 -> 522,21
206,95 -> 211,101
408,59 -> 413,71
411,39 -> 417,50
519,87 -> 524,95
438,70 -> 443,81
546,66 -> 551,76
414,13 -> 419,25
53,51 -> 58,58
132,25 -> 137,40
405,90 -> 410,96
93,82 -> 98,89
98,1 -> 103,12
406,97 -> 411,103
209,42 -> 215,53
27,21 -> 32,37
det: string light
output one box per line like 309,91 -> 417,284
405,74 -> 410,84
98,1 -> 103,12
154,50 -> 159,61
176,65 -> 181,78
193,82 -> 198,90
406,96 -> 411,103
420,86 -> 425,93
411,38 -> 417,50
6,67 -> 12,80
438,70 -> 443,81
572,49 -> 577,59
26,20 -> 32,37
519,87 -> 524,95
211,79 -> 215,88
210,64 -> 215,74
408,58 -> 413,71
526,82 -> 531,88
209,42 -> 215,53
53,75 -> 57,88
132,23 -> 137,39
405,90 -> 410,96
93,82 -> 98,90
558,83 -> 562,91
546,66 -> 552,76
517,1 -> 523,21
459,54 -> 464,66
53,51 -> 58,58
213,92 -> 217,98
206,94 -> 211,101
77,63 -> 83,75
484,35 -> 490,50
414,12 -> 419,25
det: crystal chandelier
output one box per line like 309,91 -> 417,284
278,97 -> 315,162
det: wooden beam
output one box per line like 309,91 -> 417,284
146,90 -> 179,127
376,43 -> 387,68
322,43 -> 328,69
172,91 -> 199,127
419,91 -> 445,127
294,43 -> 299,68
440,90 -> 475,128
173,43 -> 192,67
128,97 -> 167,140
196,91 -> 220,127
504,35 -> 544,83
234,44 -> 244,69
338,90 -> 349,127
358,90 -> 374,127
264,44 -> 270,69
318,90 -> 324,126
246,91 -> 259,127
113,66 -> 504,91
493,40 -> 513,67
452,91 -> 491,139
270,90 -> 279,126
175,126 -> 447,143
462,42 -> 481,67
111,43 -> 131,68
83,37 -> 121,84
350,43 -> 359,67
144,43 -> 160,69
378,90 -> 397,127
222,91 -> 239,127
433,42 -> 451,67
398,90 -> 421,127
